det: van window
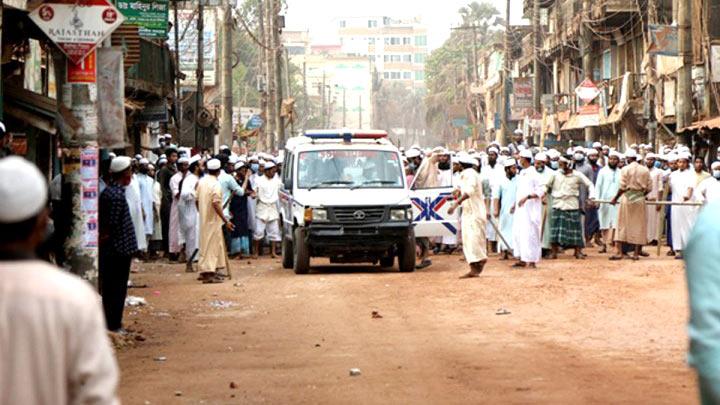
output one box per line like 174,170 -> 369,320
297,150 -> 404,189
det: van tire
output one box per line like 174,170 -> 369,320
293,227 -> 311,274
398,230 -> 416,273
281,233 -> 294,269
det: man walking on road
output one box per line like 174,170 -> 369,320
448,156 -> 488,278
512,150 -> 545,269
253,161 -> 282,258
0,156 -> 120,404
493,158 -> 518,259
610,150 -> 652,261
596,152 -> 621,253
197,159 -> 233,283
99,156 -> 138,332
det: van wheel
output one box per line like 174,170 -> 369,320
380,256 -> 394,268
281,234 -> 293,269
398,230 -> 416,273
293,228 -> 311,274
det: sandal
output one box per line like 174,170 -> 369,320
609,255 -> 623,261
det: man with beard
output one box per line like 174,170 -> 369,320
493,158 -> 518,260
664,153 -> 679,256
669,154 -> 700,259
168,156 -> 190,261
577,149 -> 601,247
595,152 -> 621,253
136,158 -> 155,258
611,150 -> 652,261
546,156 -> 596,259
645,153 -> 664,246
157,146 -> 178,256
435,148 -> 457,253
508,128 -> 528,156
512,150 -> 545,268
409,148 -> 436,269
481,147 -> 502,252
179,155 -> 202,272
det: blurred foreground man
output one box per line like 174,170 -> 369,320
685,201 -> 720,404
0,157 -> 119,404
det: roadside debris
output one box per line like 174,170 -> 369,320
174,391 -> 182,397
371,311 -> 383,319
125,296 -> 147,307
349,368 -> 362,377
495,308 -> 511,315
209,300 -> 237,309
154,356 -> 167,362
229,382 -> 238,389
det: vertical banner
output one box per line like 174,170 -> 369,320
80,146 -> 99,251
97,47 -> 127,148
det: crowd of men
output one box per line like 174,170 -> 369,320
404,130 -> 720,277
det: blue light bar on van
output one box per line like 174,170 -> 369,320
304,129 -> 388,142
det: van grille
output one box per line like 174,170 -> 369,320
332,206 -> 386,224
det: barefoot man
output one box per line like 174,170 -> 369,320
448,156 -> 488,278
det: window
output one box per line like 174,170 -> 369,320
414,53 -> 426,63
383,55 -> 389,62
368,20 -> 377,28
368,37 -> 375,45
391,72 -> 401,79
297,150 -> 404,189
403,54 -> 412,62
402,37 -> 411,45
415,71 -> 425,81
383,16 -> 391,25
414,35 -> 427,46
602,50 -> 612,80
383,72 -> 390,79
390,37 -> 401,45
403,72 -> 412,79
339,20 -> 346,28
384,37 -> 390,45
391,55 -> 401,62
369,55 -> 376,62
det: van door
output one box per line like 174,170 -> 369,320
409,176 -> 459,238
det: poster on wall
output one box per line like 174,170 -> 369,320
80,146 -> 99,250
68,50 -> 97,83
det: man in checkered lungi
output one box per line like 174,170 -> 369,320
546,156 -> 597,260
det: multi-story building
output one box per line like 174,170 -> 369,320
335,16 -> 428,91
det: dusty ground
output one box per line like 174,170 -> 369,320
117,247 -> 697,404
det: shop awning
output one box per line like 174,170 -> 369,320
3,85 -> 57,135
677,116 -> 720,133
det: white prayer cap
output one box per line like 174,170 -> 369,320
602,145 -> 610,150
519,149 -> 533,159
160,154 -> 167,159
717,146 -> 720,152
587,148 -> 599,156
220,144 -> 230,151
609,151 -> 621,158
148,164 -> 155,170
189,155 -> 201,165
229,155 -> 238,164
487,147 -> 499,155
0,121 -> 5,134
234,161 -> 245,170
535,152 -> 547,161
158,158 -> 167,165
468,148 -> 476,154
625,149 -> 638,159
0,157 -> 48,223
405,148 -> 421,158
678,151 -> 692,161
645,153 -> 657,160
711,161 -> 720,169
164,133 -> 172,139
177,156 -> 190,164
108,152 -> 117,159
432,146 -> 449,155
667,153 -> 678,163
573,152 -> 585,161
503,158 -> 517,167
207,159 -> 221,170
592,142 -> 602,148
514,128 -> 524,135
259,159 -> 267,166
139,158 -> 149,165
110,156 -> 132,173
275,155 -> 284,164
500,146 -> 510,153
134,154 -> 143,160
630,143 -> 638,149
264,161 -> 277,169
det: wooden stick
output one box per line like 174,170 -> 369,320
656,183 -> 670,257
592,199 -> 702,206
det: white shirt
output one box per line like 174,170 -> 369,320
255,174 -> 281,205
0,260 -> 119,404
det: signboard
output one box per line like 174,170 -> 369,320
29,0 -> 125,64
169,8 -> 216,87
245,114 -> 263,130
67,50 -> 97,83
648,24 -> 678,56
512,77 -> 533,110
577,104 -> 599,128
137,98 -> 169,123
574,78 -> 600,104
541,94 -> 556,114
80,146 -> 99,251
711,45 -> 720,83
116,0 -> 169,38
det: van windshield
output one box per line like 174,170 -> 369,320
297,150 -> 404,189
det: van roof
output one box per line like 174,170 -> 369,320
285,131 -> 397,153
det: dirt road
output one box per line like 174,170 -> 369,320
117,250 -> 696,404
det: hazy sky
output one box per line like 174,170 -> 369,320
284,0 -> 526,50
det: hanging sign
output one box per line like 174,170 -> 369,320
575,79 -> 600,104
29,0 -> 124,64
67,50 -> 97,83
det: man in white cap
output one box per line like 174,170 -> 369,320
668,152 -> 697,259
158,146 -> 179,255
493,157 -> 518,260
100,155 -> 138,331
253,161 -> 282,258
577,148 -> 602,247
545,156 -> 596,259
179,155 -> 202,272
125,158 -> 147,253
644,153 -> 664,245
0,120 -> 12,158
0,157 -> 120,404
136,158 -> 155,256
595,151 -> 622,253
482,146 -> 503,252
610,149 -> 652,261
447,156 -> 488,278
509,128 -> 527,155
696,161 -> 720,203
197,159 -> 233,283
168,156 -> 189,261
434,148 -> 457,253
512,149 -> 545,268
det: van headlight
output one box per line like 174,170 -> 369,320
311,208 -> 328,222
390,208 -> 411,221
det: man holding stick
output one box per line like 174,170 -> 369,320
610,150 -> 652,261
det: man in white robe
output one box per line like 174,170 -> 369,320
179,156 -> 201,271
448,156 -> 487,278
125,170 -> 147,252
512,150 -> 545,268
168,157 -> 189,259
136,159 -> 155,253
481,147 -> 503,250
669,154 -> 698,258
595,152 -> 621,253
493,158 -> 518,259
436,149 -> 457,251
645,153 -> 664,245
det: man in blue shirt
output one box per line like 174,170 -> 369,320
685,201 -> 720,404
216,154 -> 244,250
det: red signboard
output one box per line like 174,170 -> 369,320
67,50 -> 97,83
574,78 -> 600,104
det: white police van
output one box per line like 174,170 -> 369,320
279,129 -> 459,274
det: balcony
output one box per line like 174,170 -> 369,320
590,0 -> 640,26
126,39 -> 175,98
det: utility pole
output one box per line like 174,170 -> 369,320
358,95 -> 362,129
173,0 -> 181,139
283,48 -> 294,136
263,0 -> 275,150
500,0 -> 511,144
647,0 -> 658,149
220,0 -> 233,148
195,1 -> 204,149
532,0 -> 541,145
320,71 -> 326,128
580,0 -> 595,143
676,0 -> 692,131
302,60 -> 308,131
342,87 -> 346,127
273,0 -> 284,147
451,25 -> 483,142
257,0 -> 268,148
